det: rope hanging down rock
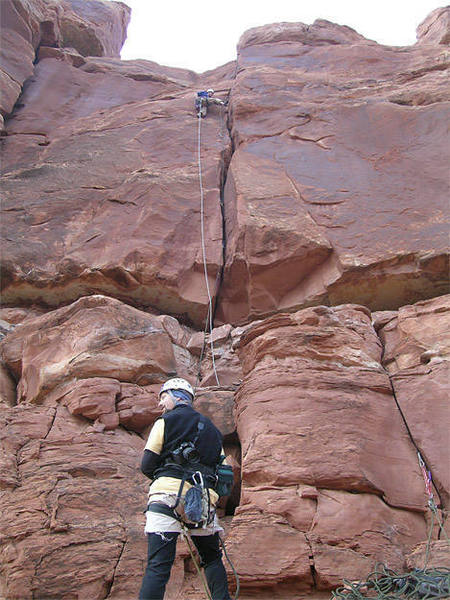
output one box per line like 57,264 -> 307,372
193,109 -> 239,600
197,111 -> 220,387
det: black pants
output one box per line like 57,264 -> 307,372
139,531 -> 231,600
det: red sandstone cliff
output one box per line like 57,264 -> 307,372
0,2 -> 449,599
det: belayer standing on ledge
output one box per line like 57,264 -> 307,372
139,377 -> 233,600
195,89 -> 226,118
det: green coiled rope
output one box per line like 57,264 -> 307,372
330,563 -> 450,599
331,467 -> 449,600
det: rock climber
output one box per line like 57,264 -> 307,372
138,377 -> 232,600
195,88 -> 226,118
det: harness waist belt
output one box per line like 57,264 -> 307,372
147,502 -> 204,529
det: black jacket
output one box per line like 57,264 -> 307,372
141,404 -> 223,481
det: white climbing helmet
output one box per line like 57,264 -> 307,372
207,88 -> 214,96
159,378 -> 194,400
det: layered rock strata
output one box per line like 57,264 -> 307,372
0,2 -> 449,599
1,294 -> 448,598
0,0 -> 131,126
1,5 -> 448,327
0,53 -> 233,326
224,300 -> 450,593
218,18 -> 449,324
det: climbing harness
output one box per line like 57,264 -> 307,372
149,416 -> 234,524
147,478 -> 240,599
149,416 -> 215,526
146,413 -> 238,598
147,471 -> 214,530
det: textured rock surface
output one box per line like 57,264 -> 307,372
1,54 -> 232,327
218,17 -> 449,324
0,294 -> 242,599
224,304 -> 431,592
58,0 -> 131,58
417,6 -> 450,45
0,403 -> 146,599
0,0 -> 131,122
0,2 -> 449,599
377,295 -> 450,507
0,295 -> 179,404
2,8 -> 449,326
1,295 -> 448,598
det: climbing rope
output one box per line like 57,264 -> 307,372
181,525 -> 240,600
197,112 -> 220,387
330,373 -> 449,598
330,483 -> 449,599
330,563 -> 450,599
386,374 -> 449,555
220,534 -> 240,599
190,102 -> 240,600
182,525 -> 213,600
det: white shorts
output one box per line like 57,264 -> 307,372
144,493 -> 224,537
145,510 -> 224,536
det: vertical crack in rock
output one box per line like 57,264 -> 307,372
304,490 -> 319,590
375,326 -> 446,520
104,539 -> 127,599
212,108 -> 234,328
384,369 -> 446,512
304,533 -> 317,589
43,406 -> 58,440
